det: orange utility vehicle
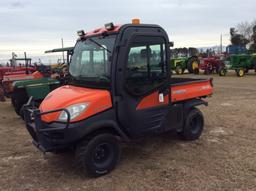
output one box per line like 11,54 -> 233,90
24,20 -> 213,177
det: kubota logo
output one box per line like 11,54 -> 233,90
173,89 -> 187,94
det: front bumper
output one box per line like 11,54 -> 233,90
23,104 -> 84,152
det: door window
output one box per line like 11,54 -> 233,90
125,36 -> 167,95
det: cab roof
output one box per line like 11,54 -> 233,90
81,23 -> 164,39
84,24 -> 122,37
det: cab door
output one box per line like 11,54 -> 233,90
115,33 -> 171,137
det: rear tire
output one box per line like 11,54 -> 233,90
187,57 -> 200,73
178,108 -> 204,141
75,133 -> 120,177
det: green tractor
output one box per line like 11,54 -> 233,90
221,25 -> 256,77
11,47 -> 73,117
170,56 -> 200,74
225,53 -> 256,77
11,77 -> 61,116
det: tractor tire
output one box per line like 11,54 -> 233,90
253,59 -> 256,72
215,66 -> 220,74
0,85 -> 5,102
204,68 -> 211,75
218,68 -> 227,76
75,133 -> 120,177
177,108 -> 204,141
236,69 -> 245,77
11,97 -> 24,116
175,66 -> 183,75
187,57 -> 200,73
193,68 -> 200,75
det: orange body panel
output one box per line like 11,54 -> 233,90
171,81 -> 213,102
40,85 -> 112,123
136,91 -> 169,110
40,79 -> 212,122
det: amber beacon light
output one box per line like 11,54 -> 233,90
132,18 -> 140,24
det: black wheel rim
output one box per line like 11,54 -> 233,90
92,143 -> 113,168
189,114 -> 203,134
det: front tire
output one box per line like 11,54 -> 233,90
218,67 -> 227,76
178,108 -> 204,140
193,68 -> 200,75
204,68 -> 211,75
11,97 -> 24,116
75,133 -> 120,177
175,65 -> 183,75
236,69 -> 245,77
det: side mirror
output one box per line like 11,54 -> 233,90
169,42 -> 174,47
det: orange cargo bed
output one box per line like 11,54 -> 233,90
170,78 -> 213,102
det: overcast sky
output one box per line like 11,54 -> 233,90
0,0 -> 255,63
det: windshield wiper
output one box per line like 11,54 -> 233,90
88,38 -> 112,53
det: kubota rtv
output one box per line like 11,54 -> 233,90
24,20 -> 213,177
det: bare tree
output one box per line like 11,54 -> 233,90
236,21 -> 251,39
236,19 -> 256,40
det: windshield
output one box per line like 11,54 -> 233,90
69,35 -> 116,84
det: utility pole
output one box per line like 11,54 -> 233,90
24,52 -> 28,74
61,38 -> 65,63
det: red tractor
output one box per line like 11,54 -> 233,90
199,55 -> 226,75
2,63 -> 58,96
0,56 -> 37,98
0,66 -> 35,82
0,66 -> 34,100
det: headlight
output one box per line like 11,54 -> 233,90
58,103 -> 89,121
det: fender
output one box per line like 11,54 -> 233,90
82,120 -> 130,142
184,98 -> 208,111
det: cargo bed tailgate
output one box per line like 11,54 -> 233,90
170,78 -> 213,102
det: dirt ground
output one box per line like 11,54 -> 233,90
1,72 -> 256,191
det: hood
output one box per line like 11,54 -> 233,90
40,85 -> 112,123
